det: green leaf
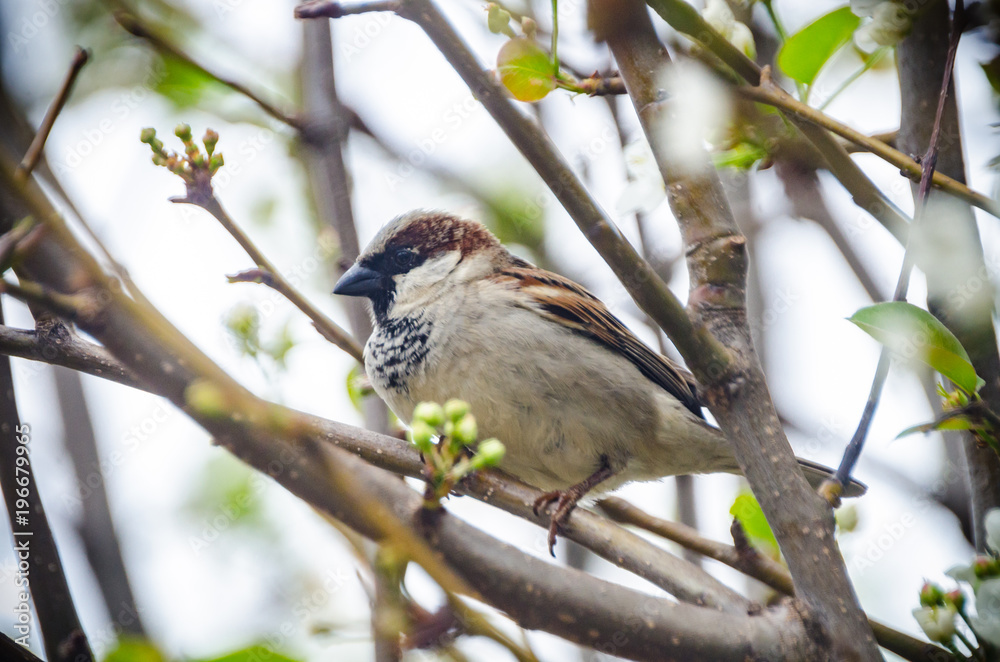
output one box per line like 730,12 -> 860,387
849,302 -> 982,395
154,53 -> 224,109
497,38 -> 555,102
194,646 -> 302,662
730,492 -> 779,558
896,416 -> 976,439
103,638 -> 166,662
346,363 -> 370,413
777,6 -> 860,86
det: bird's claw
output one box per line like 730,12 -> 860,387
532,490 -> 579,556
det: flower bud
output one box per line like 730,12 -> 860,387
139,127 -> 157,144
209,154 -> 225,173
453,413 -> 478,445
413,401 -> 445,427
945,589 -> 965,612
471,439 -> 505,468
203,128 -> 219,154
407,420 -> 436,453
444,398 -> 470,422
174,123 -> 193,141
919,582 -> 944,607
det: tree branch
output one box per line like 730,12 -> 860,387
0,302 -> 93,662
173,193 -> 363,362
597,497 -> 955,662
15,48 -> 89,183
597,3 -> 879,659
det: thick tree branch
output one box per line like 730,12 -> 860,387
597,3 -> 879,660
0,303 -> 93,662
597,497 -> 955,662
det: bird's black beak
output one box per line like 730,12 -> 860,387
334,263 -> 384,297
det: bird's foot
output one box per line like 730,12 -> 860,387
532,489 -> 583,556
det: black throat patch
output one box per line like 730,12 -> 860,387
368,315 -> 433,392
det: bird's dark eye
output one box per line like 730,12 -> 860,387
392,248 -> 417,270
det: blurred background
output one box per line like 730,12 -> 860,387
0,0 -> 998,659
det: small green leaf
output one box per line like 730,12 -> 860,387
497,38 -> 555,102
896,416 -> 976,439
103,638 -> 166,662
777,6 -> 860,86
730,492 -> 779,558
346,363 -> 370,413
849,302 -> 981,395
194,646 -> 302,662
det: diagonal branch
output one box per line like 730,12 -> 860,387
597,2 -> 879,659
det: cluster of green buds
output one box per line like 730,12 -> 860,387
140,124 -> 224,185
912,581 -> 966,646
407,399 -> 505,508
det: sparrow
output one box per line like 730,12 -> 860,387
334,211 -> 864,552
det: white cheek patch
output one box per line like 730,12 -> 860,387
392,251 -> 462,309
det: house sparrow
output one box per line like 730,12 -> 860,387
335,211 -> 864,552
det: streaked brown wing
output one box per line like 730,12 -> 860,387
496,267 -> 703,417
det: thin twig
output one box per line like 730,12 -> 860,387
295,0 -> 401,17
737,76 -> 1000,221
831,0 -> 966,492
15,48 -> 89,183
176,195 -> 364,362
113,11 -> 303,130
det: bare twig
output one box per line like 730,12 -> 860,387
15,48 -> 89,183
736,80 -> 1000,221
113,11 -> 302,130
53,366 -> 146,637
176,194 -> 364,362
830,0 -> 966,492
0,323 -> 138,388
295,0 -> 401,17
